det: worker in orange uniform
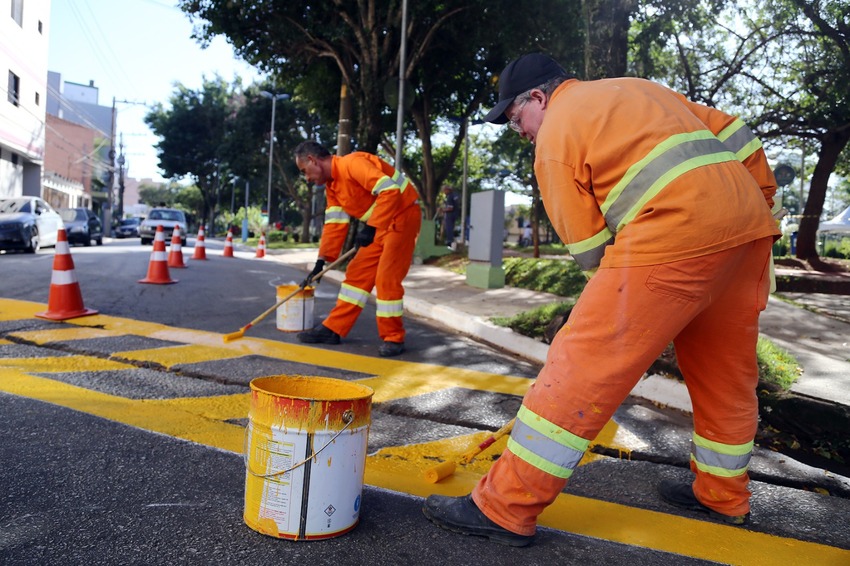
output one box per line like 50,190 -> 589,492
423,53 -> 782,546
293,141 -> 422,357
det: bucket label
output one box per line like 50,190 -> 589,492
245,421 -> 369,539
276,286 -> 315,332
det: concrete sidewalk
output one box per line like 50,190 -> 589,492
261,247 -> 850,414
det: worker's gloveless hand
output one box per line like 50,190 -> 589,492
305,259 -> 326,286
356,224 -> 376,248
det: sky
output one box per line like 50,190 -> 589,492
47,0 -> 262,183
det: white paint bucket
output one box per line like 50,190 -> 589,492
275,284 -> 315,332
243,375 -> 374,540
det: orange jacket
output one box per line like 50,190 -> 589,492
318,152 -> 419,261
534,78 -> 781,275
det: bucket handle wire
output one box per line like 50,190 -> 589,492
244,410 -> 356,478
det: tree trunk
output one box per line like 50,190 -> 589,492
531,175 -> 541,258
337,83 -> 353,156
582,0 -> 635,79
795,129 -> 850,261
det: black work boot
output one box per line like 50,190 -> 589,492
422,494 -> 534,547
658,479 -> 750,525
378,341 -> 405,357
297,324 -> 341,345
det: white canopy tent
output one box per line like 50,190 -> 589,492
818,205 -> 850,234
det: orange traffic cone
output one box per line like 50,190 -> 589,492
192,225 -> 208,260
255,232 -> 266,258
223,229 -> 234,258
167,226 -> 187,268
139,225 -> 177,284
35,228 -> 98,320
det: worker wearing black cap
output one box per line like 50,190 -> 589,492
422,53 -> 781,546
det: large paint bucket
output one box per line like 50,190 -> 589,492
275,284 -> 315,332
243,375 -> 374,540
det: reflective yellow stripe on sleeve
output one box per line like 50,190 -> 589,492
325,206 -> 350,225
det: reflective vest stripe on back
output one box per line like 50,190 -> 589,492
717,118 -> 763,162
566,130 -> 739,271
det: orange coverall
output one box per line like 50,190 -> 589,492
317,152 -> 421,343
473,78 -> 781,535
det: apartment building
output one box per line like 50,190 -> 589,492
0,0 -> 51,199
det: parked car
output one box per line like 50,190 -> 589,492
59,207 -> 103,246
0,197 -> 63,253
115,217 -> 141,238
139,208 -> 187,246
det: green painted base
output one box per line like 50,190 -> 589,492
466,262 -> 505,289
415,219 -> 452,262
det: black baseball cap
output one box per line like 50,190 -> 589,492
484,53 -> 568,124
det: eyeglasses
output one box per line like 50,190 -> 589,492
507,98 -> 529,132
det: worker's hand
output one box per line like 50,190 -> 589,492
355,224 -> 376,248
305,259 -> 326,286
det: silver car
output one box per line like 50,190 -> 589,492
139,208 -> 188,246
0,197 -> 63,253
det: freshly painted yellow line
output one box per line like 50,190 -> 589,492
0,355 -> 134,373
114,344 -> 245,368
14,326 -> 116,344
1,297 -> 848,564
1,368 -> 245,452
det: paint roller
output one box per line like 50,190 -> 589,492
423,418 -> 515,483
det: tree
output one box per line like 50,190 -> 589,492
145,76 -> 240,231
632,0 -> 850,264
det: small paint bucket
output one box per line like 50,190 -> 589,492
275,284 -> 315,332
243,375 -> 374,540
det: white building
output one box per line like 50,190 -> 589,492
0,0 -> 51,199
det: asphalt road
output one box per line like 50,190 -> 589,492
1,240 -> 849,565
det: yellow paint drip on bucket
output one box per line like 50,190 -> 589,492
243,375 -> 374,541
275,285 -> 314,332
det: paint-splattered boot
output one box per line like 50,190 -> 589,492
297,324 -> 340,345
658,480 -> 750,525
422,494 -> 534,547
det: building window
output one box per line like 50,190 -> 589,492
38,20 -> 43,34
8,72 -> 20,106
12,0 -> 23,27
35,92 -> 40,105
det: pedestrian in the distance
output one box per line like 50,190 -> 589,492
423,53 -> 781,546
440,184 -> 460,246
294,141 -> 422,357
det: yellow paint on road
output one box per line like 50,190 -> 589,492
14,326 -> 116,344
0,355 -> 133,373
1,297 -> 848,565
114,344 -> 245,368
1,367 -> 245,453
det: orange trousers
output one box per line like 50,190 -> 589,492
323,204 -> 421,343
473,237 -> 774,536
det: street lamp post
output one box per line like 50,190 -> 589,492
259,91 -> 290,229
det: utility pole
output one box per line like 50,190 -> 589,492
117,135 -> 125,220
259,91 -> 290,227
104,97 -> 116,237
